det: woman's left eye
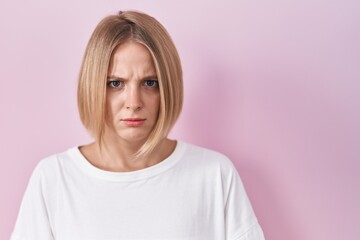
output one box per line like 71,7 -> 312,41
144,80 -> 159,87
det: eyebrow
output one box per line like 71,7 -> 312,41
107,75 -> 158,80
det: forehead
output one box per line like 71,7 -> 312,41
108,41 -> 156,77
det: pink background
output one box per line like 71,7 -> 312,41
1,0 -> 359,239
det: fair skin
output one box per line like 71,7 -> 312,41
79,41 -> 176,172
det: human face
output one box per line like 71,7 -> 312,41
105,41 -> 160,145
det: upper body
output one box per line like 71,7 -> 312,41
12,10 -> 265,240
11,140 -> 264,240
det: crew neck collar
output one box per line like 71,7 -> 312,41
68,140 -> 186,182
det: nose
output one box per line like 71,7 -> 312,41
125,86 -> 143,111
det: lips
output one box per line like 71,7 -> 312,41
121,118 -> 146,127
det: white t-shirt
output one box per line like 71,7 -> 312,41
11,141 -> 265,240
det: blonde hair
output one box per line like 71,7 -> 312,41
77,10 -> 183,158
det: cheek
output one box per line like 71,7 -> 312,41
105,95 -> 122,121
152,95 -> 161,113
104,104 -> 112,123
143,91 -> 160,110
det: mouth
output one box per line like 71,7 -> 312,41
121,118 -> 146,127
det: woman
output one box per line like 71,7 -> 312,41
11,10 -> 265,240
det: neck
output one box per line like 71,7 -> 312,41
80,135 -> 176,172
100,136 -> 145,161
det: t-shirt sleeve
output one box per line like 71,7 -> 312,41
11,162 -> 55,240
224,160 -> 265,240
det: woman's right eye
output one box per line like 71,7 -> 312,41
108,80 -> 123,88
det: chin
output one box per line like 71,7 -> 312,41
117,132 -> 151,143
105,124 -> 153,144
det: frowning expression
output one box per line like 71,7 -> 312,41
105,41 -> 160,144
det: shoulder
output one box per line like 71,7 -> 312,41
180,141 -> 238,175
31,147 -> 77,183
181,141 -> 234,164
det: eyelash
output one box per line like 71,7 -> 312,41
144,80 -> 159,87
107,80 -> 159,88
107,80 -> 123,88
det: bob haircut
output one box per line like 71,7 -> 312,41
77,10 -> 183,158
